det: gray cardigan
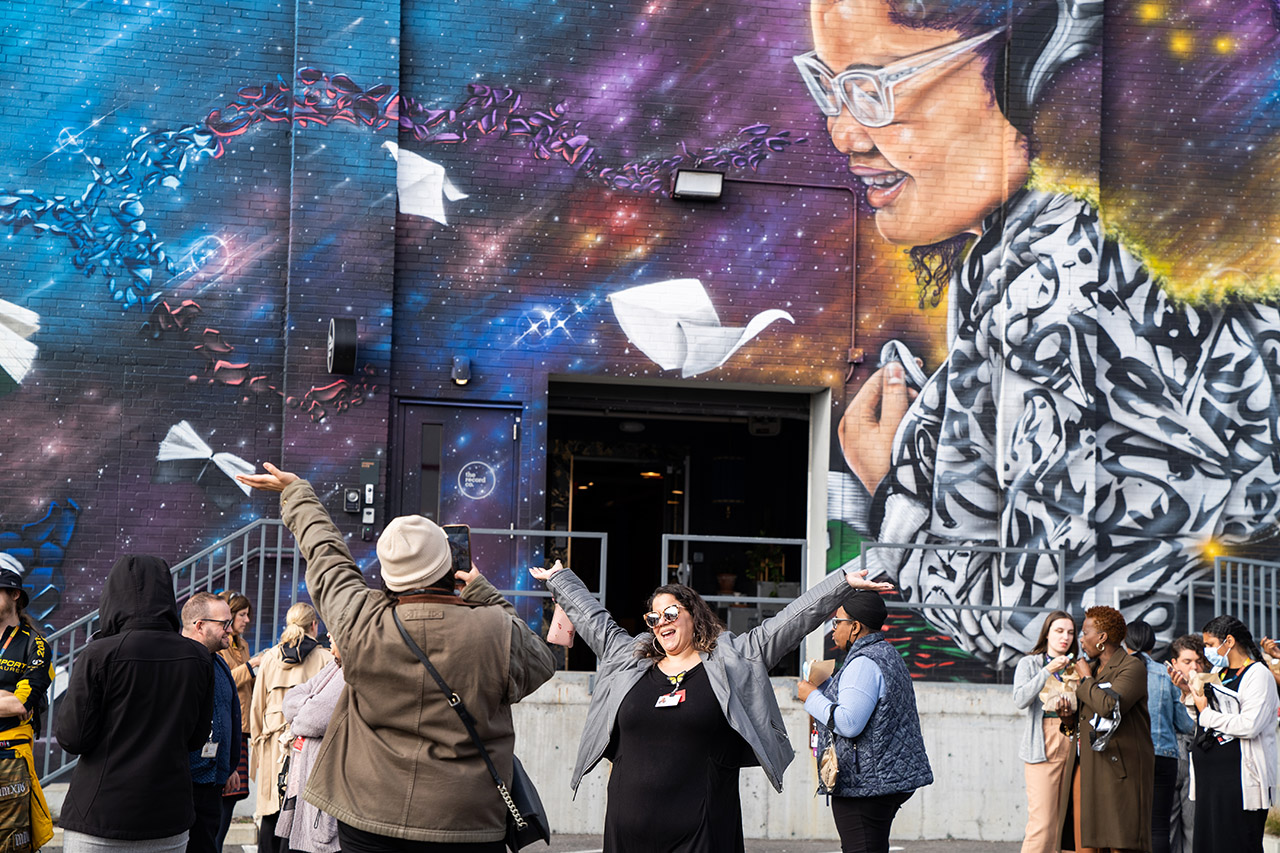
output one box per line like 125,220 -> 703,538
547,567 -> 855,793
1012,653 -> 1056,763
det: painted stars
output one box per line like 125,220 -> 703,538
512,300 -> 592,348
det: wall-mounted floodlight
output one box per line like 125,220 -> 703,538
451,355 -> 471,386
671,169 -> 725,200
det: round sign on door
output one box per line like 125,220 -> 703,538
458,461 -> 497,500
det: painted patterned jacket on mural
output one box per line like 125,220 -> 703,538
854,189 -> 1280,666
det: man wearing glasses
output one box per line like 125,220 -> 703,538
181,592 -> 243,853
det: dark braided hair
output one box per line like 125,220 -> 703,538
1201,615 -> 1264,663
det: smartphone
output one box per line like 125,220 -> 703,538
441,524 -> 471,584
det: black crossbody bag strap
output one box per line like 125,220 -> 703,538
392,608 -> 527,830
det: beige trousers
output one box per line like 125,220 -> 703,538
1023,716 -> 1072,853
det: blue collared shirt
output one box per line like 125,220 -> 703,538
804,654 -> 886,738
1141,652 -> 1194,758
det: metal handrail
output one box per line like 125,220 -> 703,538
1214,556 -> 1280,640
660,533 -> 808,604
35,520 -> 608,783
38,518 -> 298,782
471,527 -> 608,603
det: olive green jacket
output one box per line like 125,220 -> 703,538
280,480 -> 556,843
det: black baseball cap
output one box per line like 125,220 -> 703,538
0,565 -> 30,610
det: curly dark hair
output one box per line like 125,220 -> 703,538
636,584 -> 725,661
1085,605 -> 1127,648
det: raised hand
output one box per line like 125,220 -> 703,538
236,462 -> 300,493
529,559 -> 566,582
838,362 -> 919,493
843,568 -> 894,592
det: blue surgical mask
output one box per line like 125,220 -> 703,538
1205,644 -> 1230,668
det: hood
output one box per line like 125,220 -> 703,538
99,554 -> 181,637
281,634 -> 322,666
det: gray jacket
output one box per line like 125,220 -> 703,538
547,567 -> 855,793
1012,653 -> 1052,763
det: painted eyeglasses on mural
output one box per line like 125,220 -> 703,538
792,28 -> 1004,127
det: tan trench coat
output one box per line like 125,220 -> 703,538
249,637 -> 333,818
218,635 -> 255,733
1064,648 -> 1155,851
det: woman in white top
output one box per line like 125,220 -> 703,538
1174,615 -> 1278,853
1011,610 -> 1077,853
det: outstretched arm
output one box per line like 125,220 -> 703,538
536,562 -> 638,666
735,569 -> 894,670
240,465 -> 366,650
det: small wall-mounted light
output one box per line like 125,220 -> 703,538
451,355 -> 471,386
671,169 -> 725,200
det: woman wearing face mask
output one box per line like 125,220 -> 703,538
797,591 -> 932,853
1174,616 -> 1278,853
1062,606 -> 1153,853
529,560 -> 893,853
1011,611 -> 1077,853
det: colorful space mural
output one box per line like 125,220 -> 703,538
0,0 -> 1277,676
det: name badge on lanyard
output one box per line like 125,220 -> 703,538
655,690 -> 686,708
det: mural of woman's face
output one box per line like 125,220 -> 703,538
809,0 -> 1029,246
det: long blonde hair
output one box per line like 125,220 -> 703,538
278,602 -> 317,648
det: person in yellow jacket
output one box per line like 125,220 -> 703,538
0,557 -> 54,851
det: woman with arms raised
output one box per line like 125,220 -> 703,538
529,560 -> 892,853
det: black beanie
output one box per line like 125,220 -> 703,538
843,590 -> 888,632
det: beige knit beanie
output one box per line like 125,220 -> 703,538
376,515 -> 452,592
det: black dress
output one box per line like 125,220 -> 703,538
602,663 -> 748,853
1190,665 -> 1268,853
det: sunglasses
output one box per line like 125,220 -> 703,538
644,605 -> 682,629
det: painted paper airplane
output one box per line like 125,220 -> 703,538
157,421 -> 254,496
382,140 -> 469,225
0,298 -> 39,394
609,279 -> 794,378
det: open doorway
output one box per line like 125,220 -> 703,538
547,381 -> 812,672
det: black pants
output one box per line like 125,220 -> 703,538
1151,755 -> 1178,853
216,796 -> 238,850
337,822 -> 504,853
259,813 -> 291,853
187,784 -> 223,853
831,791 -> 913,853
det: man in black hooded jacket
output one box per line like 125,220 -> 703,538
56,555 -> 214,851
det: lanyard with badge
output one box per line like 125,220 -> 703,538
655,669 -> 688,708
